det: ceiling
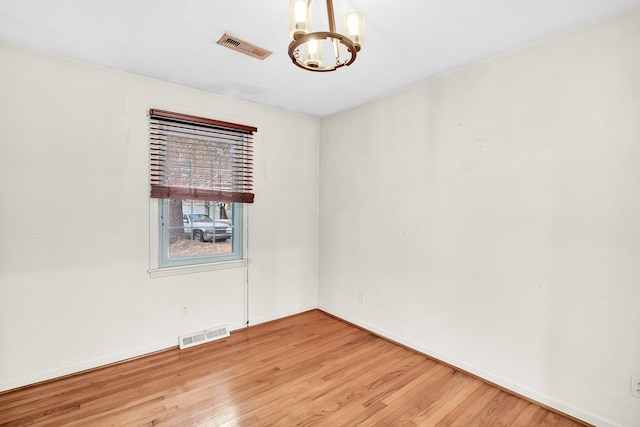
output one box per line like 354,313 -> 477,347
1,1 -> 640,118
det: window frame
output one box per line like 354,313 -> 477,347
148,198 -> 249,278
157,199 -> 244,269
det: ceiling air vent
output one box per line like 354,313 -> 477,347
217,34 -> 272,60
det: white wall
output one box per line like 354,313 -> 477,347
319,8 -> 640,427
0,42 -> 318,391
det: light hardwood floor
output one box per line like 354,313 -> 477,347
0,310 -> 589,426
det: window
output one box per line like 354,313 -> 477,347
149,109 -> 256,268
158,199 -> 243,267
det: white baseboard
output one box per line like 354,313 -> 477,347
318,305 -> 619,427
0,307 -> 315,393
247,305 -> 318,328
0,339 -> 176,393
2,306 -> 621,427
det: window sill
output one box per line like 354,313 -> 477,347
148,259 -> 248,278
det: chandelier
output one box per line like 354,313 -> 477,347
288,0 -> 364,72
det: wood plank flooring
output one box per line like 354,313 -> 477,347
0,310 -> 589,426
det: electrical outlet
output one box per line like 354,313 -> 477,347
632,376 -> 640,398
181,305 -> 189,317
358,291 -> 365,304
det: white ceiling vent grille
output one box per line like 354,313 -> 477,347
179,325 -> 230,350
217,34 -> 272,60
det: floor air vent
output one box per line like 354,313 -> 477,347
179,325 -> 230,350
217,34 -> 272,60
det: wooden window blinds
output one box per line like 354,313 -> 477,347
149,109 -> 256,204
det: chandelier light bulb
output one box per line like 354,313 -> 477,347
344,10 -> 364,50
294,1 -> 307,26
290,0 -> 310,39
304,39 -> 322,68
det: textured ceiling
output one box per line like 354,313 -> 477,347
1,0 -> 640,117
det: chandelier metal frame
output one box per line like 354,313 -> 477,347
288,0 -> 363,72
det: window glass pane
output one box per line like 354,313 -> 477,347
160,199 -> 241,267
